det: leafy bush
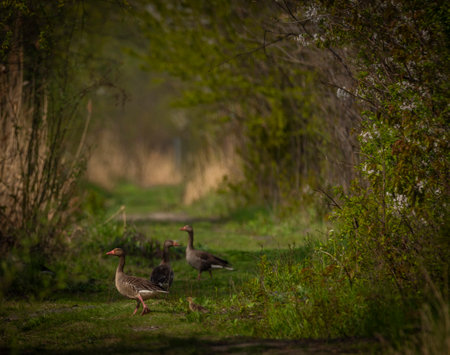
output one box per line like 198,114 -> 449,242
235,0 -> 449,341
235,245 -> 413,339
317,0 -> 449,301
133,0 -> 449,344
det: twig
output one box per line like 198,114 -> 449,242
212,33 -> 296,72
103,205 -> 126,225
318,249 -> 353,288
314,187 -> 341,209
72,99 -> 92,169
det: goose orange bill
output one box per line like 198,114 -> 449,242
106,250 -> 115,255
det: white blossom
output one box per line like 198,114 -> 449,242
336,87 -> 350,100
295,34 -> 309,46
392,193 -> 408,212
361,163 -> 375,175
399,101 -> 417,111
305,5 -> 318,18
416,180 -> 425,193
372,124 -> 380,138
360,131 -> 372,143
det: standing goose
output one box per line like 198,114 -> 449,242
106,248 -> 168,315
179,225 -> 233,280
150,240 -> 180,290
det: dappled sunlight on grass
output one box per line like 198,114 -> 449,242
0,183 -> 375,353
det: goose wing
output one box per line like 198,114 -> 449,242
150,264 -> 174,290
120,274 -> 168,298
197,250 -> 233,269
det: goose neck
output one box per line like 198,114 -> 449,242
162,245 -> 170,264
187,231 -> 194,249
117,255 -> 125,274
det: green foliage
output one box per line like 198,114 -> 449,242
0,0 -> 134,295
233,246 -> 412,339
1,0 -> 447,349
314,0 -> 449,296
0,182 -> 330,351
135,0 -> 353,209
133,0 -> 449,342
253,0 -> 450,342
387,286 -> 450,355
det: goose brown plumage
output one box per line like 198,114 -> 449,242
179,225 -> 233,280
150,240 -> 180,290
106,248 -> 168,315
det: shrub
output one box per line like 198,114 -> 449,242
237,246 -> 414,339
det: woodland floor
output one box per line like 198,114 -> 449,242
0,184 -> 381,354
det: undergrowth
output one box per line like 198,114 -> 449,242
231,248 -> 410,340
2,182 -> 447,354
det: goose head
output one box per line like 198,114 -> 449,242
106,247 -> 125,256
164,240 -> 181,248
179,225 -> 193,233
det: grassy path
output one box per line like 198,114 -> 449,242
1,295 -> 374,353
0,184 -> 378,353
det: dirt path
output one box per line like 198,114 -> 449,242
117,211 -> 224,224
194,337 -> 377,354
92,335 -> 378,354
2,306 -> 378,354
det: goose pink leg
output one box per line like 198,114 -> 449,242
132,300 -> 140,315
137,294 -> 150,316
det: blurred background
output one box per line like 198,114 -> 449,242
78,0 -> 358,209
80,4 -> 241,204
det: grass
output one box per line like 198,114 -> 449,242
0,183 -> 380,354
109,182 -> 185,214
1,298 -> 225,352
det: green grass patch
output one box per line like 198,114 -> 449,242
110,182 -> 185,214
1,182 -> 385,353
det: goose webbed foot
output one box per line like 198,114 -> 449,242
141,306 -> 150,315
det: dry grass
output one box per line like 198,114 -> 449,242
0,49 -> 79,241
183,143 -> 240,204
386,301 -> 450,355
86,131 -> 240,204
386,273 -> 450,355
0,51 -> 85,267
86,130 -> 182,189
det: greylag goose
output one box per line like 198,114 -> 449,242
179,225 -> 233,280
187,297 -> 209,313
106,248 -> 168,315
150,240 -> 180,290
